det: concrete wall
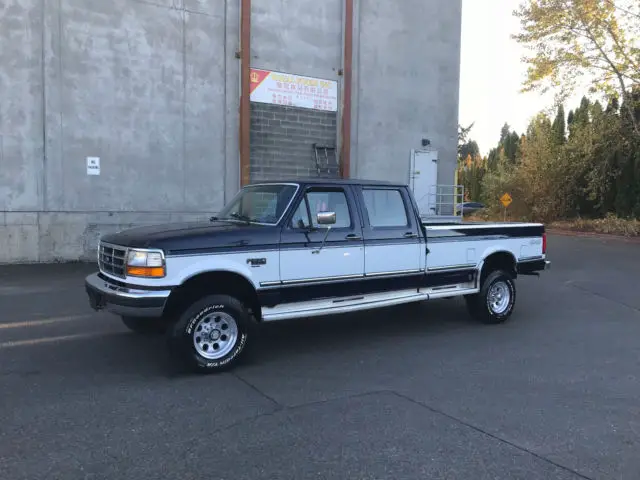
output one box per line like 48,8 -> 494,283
1,0 -> 45,262
0,0 -> 462,263
251,0 -> 343,81
351,0 -> 462,187
1,0 -> 240,263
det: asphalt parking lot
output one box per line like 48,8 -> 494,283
1,233 -> 639,480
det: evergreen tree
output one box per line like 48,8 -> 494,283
606,96 -> 619,115
499,123 -> 511,144
478,90 -> 640,221
551,104 -> 566,145
567,110 -> 575,127
459,140 -> 480,161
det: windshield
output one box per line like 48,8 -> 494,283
216,183 -> 299,225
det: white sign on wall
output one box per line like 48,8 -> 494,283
87,156 -> 100,175
250,68 -> 338,112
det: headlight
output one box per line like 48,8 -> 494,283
126,249 -> 166,278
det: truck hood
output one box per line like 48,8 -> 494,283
99,220 -> 277,254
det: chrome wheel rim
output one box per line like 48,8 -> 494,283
487,281 -> 510,314
192,312 -> 239,360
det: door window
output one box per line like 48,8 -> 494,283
290,199 -> 312,229
362,189 -> 409,227
289,188 -> 352,229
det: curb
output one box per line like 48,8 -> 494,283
547,228 -> 640,244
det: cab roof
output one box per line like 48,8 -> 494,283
252,178 -> 406,188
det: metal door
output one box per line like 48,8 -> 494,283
409,149 -> 439,216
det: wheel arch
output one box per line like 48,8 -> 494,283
477,250 -> 517,285
163,270 -> 262,322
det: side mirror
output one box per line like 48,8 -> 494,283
316,211 -> 336,226
312,211 -> 336,255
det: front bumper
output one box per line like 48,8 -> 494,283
85,272 -> 171,318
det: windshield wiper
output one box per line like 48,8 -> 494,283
225,212 -> 254,223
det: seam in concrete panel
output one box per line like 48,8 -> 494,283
128,0 -> 179,11
183,7 -> 219,18
336,0 -> 344,173
57,0 -> 65,207
37,212 -> 41,262
40,0 -> 47,212
352,0 -> 361,178
128,0 -> 221,18
223,0 -> 228,205
182,9 -> 187,207
340,0 -> 353,178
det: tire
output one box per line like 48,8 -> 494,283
121,316 -> 168,335
465,269 -> 516,324
167,294 -> 251,374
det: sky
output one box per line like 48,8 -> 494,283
458,0 -> 577,155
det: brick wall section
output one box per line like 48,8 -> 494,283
250,102 -> 339,182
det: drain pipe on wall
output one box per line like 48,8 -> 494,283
239,0 -> 251,186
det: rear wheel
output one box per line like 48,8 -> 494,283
167,294 -> 252,373
465,269 -> 516,324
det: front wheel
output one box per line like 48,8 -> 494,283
465,269 -> 516,324
167,294 -> 252,373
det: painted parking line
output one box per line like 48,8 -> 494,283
0,314 -> 92,330
0,285 -> 70,296
0,332 -> 117,349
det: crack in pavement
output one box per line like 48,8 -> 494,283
203,384 -> 595,480
232,372 -> 283,409
391,391 -> 594,480
564,280 -> 640,314
198,390 -> 391,439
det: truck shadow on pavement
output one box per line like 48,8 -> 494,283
246,297 -> 479,363
1,297 -> 483,379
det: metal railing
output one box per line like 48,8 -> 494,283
414,184 -> 465,221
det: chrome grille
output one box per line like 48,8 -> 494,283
98,242 -> 127,278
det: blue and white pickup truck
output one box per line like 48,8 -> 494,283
85,178 -> 550,373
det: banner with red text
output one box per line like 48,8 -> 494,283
250,68 -> 338,112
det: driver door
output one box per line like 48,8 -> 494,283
279,184 -> 365,291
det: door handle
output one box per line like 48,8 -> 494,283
403,232 -> 418,238
345,233 -> 362,240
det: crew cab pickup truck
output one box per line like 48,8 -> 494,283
85,178 -> 550,373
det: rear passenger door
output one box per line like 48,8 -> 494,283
357,186 -> 422,276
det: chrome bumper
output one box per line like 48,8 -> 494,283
85,272 -> 171,318
516,258 -> 551,275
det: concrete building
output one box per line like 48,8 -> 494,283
0,0 -> 462,263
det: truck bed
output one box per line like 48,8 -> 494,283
420,214 -> 463,224
421,219 -> 542,228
